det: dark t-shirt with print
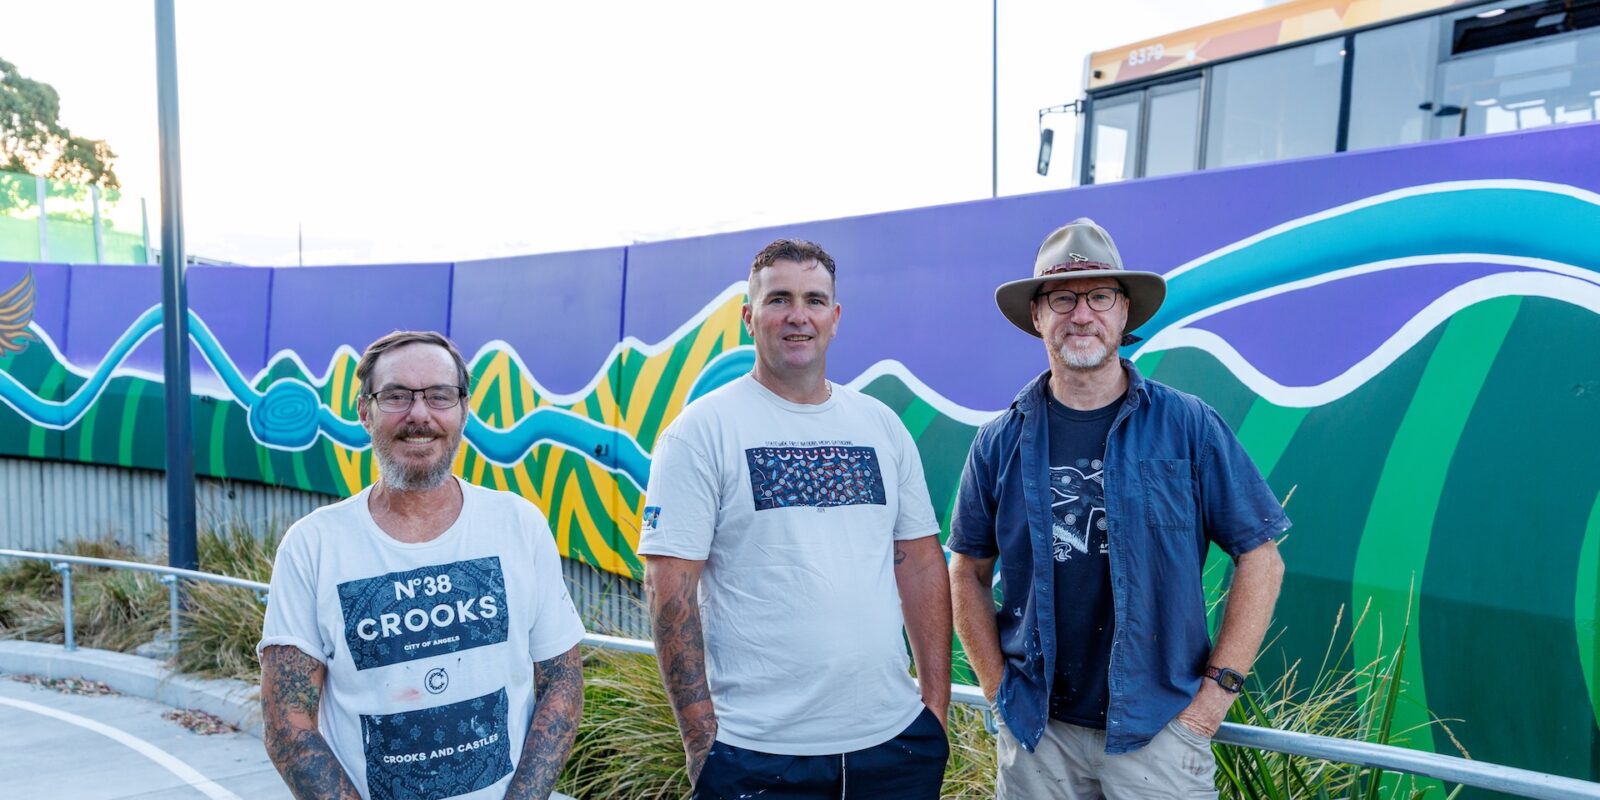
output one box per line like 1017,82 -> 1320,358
1046,391 -> 1122,728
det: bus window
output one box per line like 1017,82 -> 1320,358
1205,39 -> 1345,168
1144,80 -> 1202,178
1090,95 -> 1141,184
1348,18 -> 1439,151
1435,30 -> 1600,137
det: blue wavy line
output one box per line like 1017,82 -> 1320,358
0,306 -> 163,427
688,347 -> 755,404
468,413 -> 652,490
1130,185 -> 1600,356
0,306 -> 744,487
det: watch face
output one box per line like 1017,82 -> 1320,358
1217,669 -> 1244,692
1209,666 -> 1245,692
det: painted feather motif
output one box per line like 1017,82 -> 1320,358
0,269 -> 36,355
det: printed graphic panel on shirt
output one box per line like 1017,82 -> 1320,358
1050,460 -> 1108,562
745,445 -> 887,511
361,687 -> 512,800
338,557 -> 510,671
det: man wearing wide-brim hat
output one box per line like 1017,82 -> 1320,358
947,218 -> 1290,799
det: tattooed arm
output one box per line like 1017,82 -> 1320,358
644,555 -> 716,783
260,645 -> 360,800
506,645 -> 584,800
895,535 -> 953,729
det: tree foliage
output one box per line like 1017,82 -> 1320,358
0,57 -> 118,191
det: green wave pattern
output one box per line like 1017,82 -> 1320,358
2,294 -> 1598,787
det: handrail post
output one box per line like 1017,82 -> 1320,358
160,573 -> 180,644
52,562 -> 74,652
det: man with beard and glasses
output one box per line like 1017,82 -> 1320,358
948,219 -> 1289,799
641,239 -> 951,799
258,330 -> 585,800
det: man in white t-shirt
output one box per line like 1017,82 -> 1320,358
640,240 -> 953,799
258,331 -> 586,800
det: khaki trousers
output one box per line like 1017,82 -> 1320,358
995,716 -> 1218,799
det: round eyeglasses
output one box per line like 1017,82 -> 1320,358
1035,287 -> 1124,314
365,385 -> 467,412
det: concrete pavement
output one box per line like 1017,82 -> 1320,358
0,672 -> 289,799
0,641 -> 579,800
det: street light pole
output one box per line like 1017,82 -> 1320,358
992,0 -> 998,198
154,0 -> 197,573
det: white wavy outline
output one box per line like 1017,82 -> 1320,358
846,360 -> 1002,426
1143,271 -> 1600,407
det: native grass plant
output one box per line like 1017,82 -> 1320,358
559,644 -> 688,799
1213,598 -> 1468,800
172,519 -> 281,681
559,630 -> 1001,799
0,536 -> 167,649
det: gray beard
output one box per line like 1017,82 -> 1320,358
372,438 -> 457,492
1058,339 -> 1112,370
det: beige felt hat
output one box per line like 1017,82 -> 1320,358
994,218 -> 1167,338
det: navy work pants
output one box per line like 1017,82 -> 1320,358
693,706 -> 949,799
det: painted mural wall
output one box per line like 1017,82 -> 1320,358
1,123 -> 1597,788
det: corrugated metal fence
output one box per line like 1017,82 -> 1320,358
0,457 -> 648,637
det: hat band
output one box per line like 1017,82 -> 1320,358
1039,261 -> 1117,276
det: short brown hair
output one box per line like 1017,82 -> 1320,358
749,239 -> 837,292
355,330 -> 471,399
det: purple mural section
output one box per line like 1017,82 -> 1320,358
5,122 -> 1597,414
190,267 -> 273,391
451,249 -> 625,396
54,265 -> 273,395
63,264 -> 163,374
266,263 -> 453,378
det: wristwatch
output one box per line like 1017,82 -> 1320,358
1205,665 -> 1245,693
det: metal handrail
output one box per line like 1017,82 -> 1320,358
3,548 -> 1598,800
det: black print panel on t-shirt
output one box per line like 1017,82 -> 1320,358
338,557 -> 510,671
361,687 -> 512,800
745,445 -> 887,510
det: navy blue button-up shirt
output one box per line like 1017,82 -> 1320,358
949,361 -> 1290,754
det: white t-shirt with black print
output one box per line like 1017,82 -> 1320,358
258,477 -> 585,800
638,375 -> 941,756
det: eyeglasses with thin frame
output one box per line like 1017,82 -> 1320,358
1034,286 -> 1125,315
364,385 -> 467,413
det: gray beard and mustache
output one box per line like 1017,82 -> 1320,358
372,423 -> 462,492
1054,325 -> 1113,370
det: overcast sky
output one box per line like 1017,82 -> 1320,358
2,0 -> 1260,265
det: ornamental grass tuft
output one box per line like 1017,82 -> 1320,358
173,518 -> 282,681
557,640 -> 1002,799
1213,597 -> 1466,800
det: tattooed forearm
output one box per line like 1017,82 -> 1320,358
270,728 -> 361,800
894,544 -> 907,565
505,646 -> 584,800
259,646 -> 360,800
645,556 -> 717,781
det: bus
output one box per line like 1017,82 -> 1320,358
1063,0 -> 1600,183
